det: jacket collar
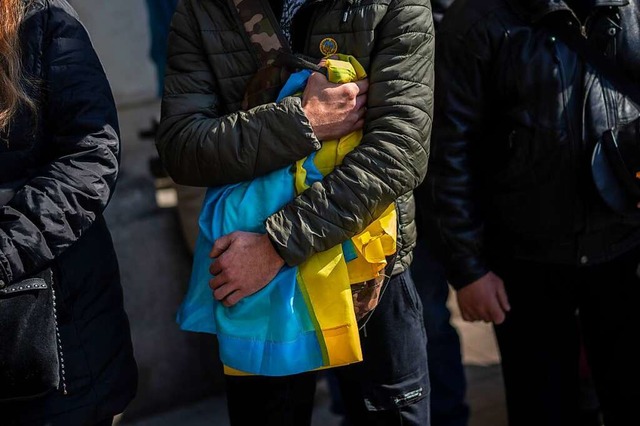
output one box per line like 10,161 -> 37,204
507,0 -> 630,23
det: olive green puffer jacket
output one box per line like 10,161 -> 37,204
157,0 -> 434,274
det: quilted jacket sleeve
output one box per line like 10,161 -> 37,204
0,2 -> 119,284
266,0 -> 434,266
428,20 -> 493,289
156,0 -> 320,187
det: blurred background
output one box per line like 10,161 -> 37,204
69,1 -> 507,425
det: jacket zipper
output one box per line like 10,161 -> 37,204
50,269 -> 68,396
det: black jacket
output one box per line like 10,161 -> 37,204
0,0 -> 137,421
427,0 -> 640,287
157,0 -> 434,274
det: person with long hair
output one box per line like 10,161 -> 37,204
0,0 -> 137,424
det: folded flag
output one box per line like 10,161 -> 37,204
177,55 -> 397,377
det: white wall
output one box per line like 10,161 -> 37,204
72,0 -> 158,105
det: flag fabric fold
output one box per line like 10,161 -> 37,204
177,55 -> 396,377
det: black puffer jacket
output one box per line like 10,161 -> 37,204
0,0 -> 137,422
428,0 -> 640,287
157,0 -> 434,275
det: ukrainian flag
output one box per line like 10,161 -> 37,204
177,56 -> 396,376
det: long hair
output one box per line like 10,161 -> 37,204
0,0 -> 34,133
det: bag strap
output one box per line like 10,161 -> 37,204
549,23 -> 640,107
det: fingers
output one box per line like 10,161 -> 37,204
210,256 -> 223,275
209,272 -> 244,306
213,282 -> 235,301
355,93 -> 367,111
496,282 -> 511,313
352,119 -> 365,132
222,291 -> 244,308
354,79 -> 369,94
210,234 -> 233,258
349,94 -> 367,131
212,283 -> 244,307
209,270 -> 228,290
457,292 -> 508,324
308,70 -> 329,88
488,306 -> 506,325
460,308 -> 478,323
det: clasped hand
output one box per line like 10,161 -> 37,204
209,231 -> 285,307
456,271 -> 511,325
302,69 -> 369,141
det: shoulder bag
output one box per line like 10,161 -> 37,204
0,184 -> 63,402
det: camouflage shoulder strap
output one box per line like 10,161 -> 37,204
229,0 -> 293,109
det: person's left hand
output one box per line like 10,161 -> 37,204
209,231 -> 285,307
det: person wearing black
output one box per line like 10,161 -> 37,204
430,0 -> 640,425
0,0 -> 137,424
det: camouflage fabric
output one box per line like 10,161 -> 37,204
231,0 -> 292,109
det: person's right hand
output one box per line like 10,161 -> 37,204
301,72 -> 368,141
456,271 -> 511,325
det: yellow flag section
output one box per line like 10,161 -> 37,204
293,55 -> 397,368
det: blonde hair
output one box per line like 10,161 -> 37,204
0,0 -> 35,132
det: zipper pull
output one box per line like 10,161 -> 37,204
342,8 -> 350,22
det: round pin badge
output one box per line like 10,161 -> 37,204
319,37 -> 338,57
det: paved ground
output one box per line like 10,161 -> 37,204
113,100 -> 507,426
120,366 -> 506,426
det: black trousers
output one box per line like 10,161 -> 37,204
225,270 -> 430,426
493,246 -> 640,426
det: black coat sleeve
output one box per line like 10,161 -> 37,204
0,2 -> 119,283
429,20 -> 494,289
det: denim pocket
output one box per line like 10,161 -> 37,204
398,272 -> 423,318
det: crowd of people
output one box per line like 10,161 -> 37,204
1,0 -> 639,425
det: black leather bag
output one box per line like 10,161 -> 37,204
0,185 -> 61,402
0,268 -> 61,402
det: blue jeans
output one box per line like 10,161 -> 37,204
411,238 -> 469,426
225,270 -> 430,426
145,0 -> 179,95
